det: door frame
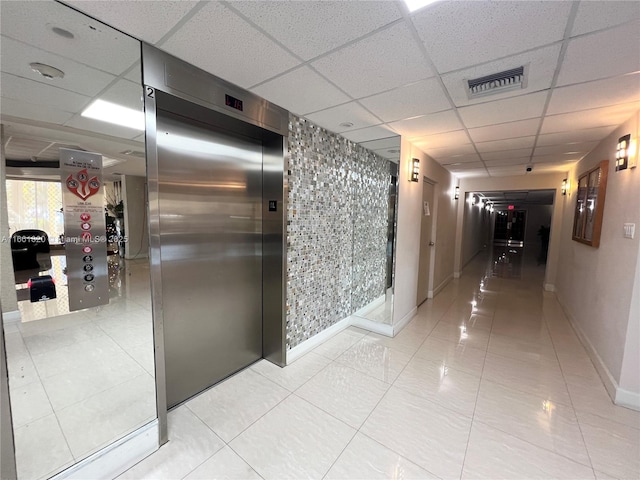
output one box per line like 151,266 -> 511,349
417,176 -> 439,305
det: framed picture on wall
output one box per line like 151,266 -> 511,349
572,160 -> 609,248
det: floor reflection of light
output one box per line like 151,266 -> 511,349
459,324 -> 468,341
440,363 -> 449,380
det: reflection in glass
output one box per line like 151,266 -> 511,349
350,137 -> 400,326
1,1 -> 154,478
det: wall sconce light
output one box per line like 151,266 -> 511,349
616,134 -> 630,171
411,158 -> 420,182
454,185 -> 460,200
561,179 -> 568,196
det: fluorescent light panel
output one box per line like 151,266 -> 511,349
404,0 -> 439,13
81,99 -> 144,131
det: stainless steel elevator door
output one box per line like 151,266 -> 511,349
156,108 -> 263,408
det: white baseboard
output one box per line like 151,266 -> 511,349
53,420 -> 159,480
453,272 -> 461,279
556,294 -> 629,407
350,315 -> 393,337
433,274 -> 453,297
393,307 -> 417,336
615,388 -> 640,411
286,315 -> 351,364
2,310 -> 20,325
544,283 -> 556,292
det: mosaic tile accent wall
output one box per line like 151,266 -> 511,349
286,114 -> 389,349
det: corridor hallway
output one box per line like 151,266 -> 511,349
120,248 -> 640,479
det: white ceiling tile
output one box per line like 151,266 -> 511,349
488,166 -> 535,176
536,126 -> 617,147
440,154 -> 482,165
475,137 -> 536,153
533,142 -> 598,157
541,102 -> 640,134
64,0 -> 197,44
358,78 -> 450,122
557,20 -> 640,86
162,2 -> 300,89
251,66 -> 349,115
63,115 -> 143,139
411,1 -> 571,73
229,1 -> 402,61
572,2 -> 640,36
389,110 -> 462,139
0,0 -> 140,75
312,22 -> 434,98
0,97 -> 74,125
445,162 -> 485,171
99,79 -> 144,112
341,124 -> 397,143
547,73 -> 640,116
305,102 -> 382,134
0,36 -> 117,97
451,168 -> 488,178
442,44 -> 561,107
124,62 -> 142,84
458,91 -> 547,129
481,149 -> 533,161
425,143 -> 476,159
528,161 -> 578,174
359,136 -> 401,152
1,72 -> 90,113
484,158 -> 531,167
413,130 -> 471,150
532,154 -> 584,164
468,118 -> 541,143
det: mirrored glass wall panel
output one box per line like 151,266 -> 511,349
0,1 -> 154,478
351,136 -> 400,325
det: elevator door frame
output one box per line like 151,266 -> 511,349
142,44 -> 287,445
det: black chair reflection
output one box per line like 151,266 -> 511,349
10,229 -> 50,271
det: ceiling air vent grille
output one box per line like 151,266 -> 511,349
467,66 -> 527,99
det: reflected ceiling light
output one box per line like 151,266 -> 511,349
29,62 -> 65,79
404,0 -> 440,13
561,179 -> 568,196
81,99 -> 144,130
454,185 -> 460,200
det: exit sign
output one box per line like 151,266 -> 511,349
508,205 -> 515,210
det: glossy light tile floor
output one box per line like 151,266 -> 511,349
5,257 -> 155,480
122,247 -> 639,480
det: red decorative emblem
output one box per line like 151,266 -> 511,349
66,169 -> 100,200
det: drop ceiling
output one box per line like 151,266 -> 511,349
1,0 -> 639,179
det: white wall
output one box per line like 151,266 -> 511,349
122,175 -> 149,260
0,125 -> 18,315
460,193 -> 490,268
556,110 -> 640,406
457,173 -> 566,289
393,138 -> 458,326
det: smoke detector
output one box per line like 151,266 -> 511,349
29,63 -> 65,79
466,66 -> 527,99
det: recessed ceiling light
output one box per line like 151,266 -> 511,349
404,0 -> 440,13
339,122 -> 354,128
81,99 -> 145,131
29,62 -> 65,79
51,26 -> 74,39
564,151 -> 581,155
